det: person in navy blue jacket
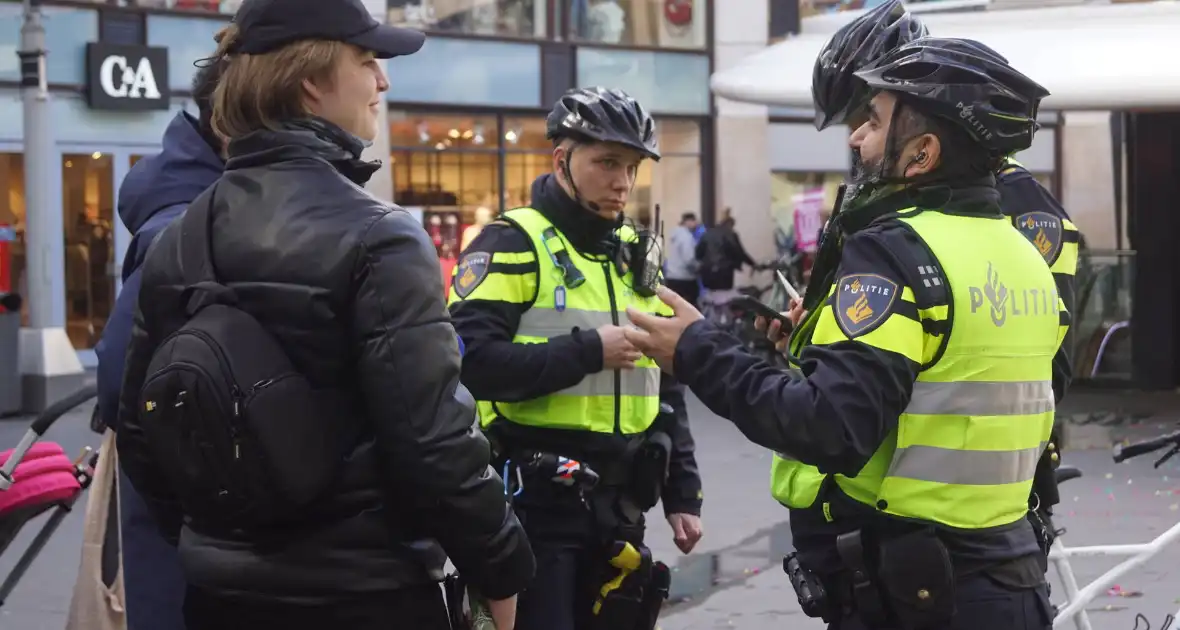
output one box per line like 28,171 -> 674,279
93,59 -> 225,630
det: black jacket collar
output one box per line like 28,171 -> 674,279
225,118 -> 381,186
841,175 -> 1003,234
529,174 -> 621,256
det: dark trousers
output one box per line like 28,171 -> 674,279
183,583 -> 450,630
120,468 -> 188,630
664,279 -> 700,308
513,482 -> 644,630
830,574 -> 1054,630
516,539 -> 599,630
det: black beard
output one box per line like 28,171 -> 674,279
851,150 -> 885,184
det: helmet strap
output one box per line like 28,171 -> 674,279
558,142 -> 634,221
559,144 -> 599,214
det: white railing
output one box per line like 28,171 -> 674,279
1051,523 -> 1180,628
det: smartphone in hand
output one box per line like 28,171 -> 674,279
729,295 -> 792,328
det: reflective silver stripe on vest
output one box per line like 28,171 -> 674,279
905,380 -> 1054,416
554,366 -> 661,398
885,442 -> 1046,486
519,308 -> 613,338
519,308 -> 660,397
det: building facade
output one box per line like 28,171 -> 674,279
0,0 -> 716,365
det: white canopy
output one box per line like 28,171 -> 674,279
711,1 -> 1180,111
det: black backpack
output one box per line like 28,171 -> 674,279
138,187 -> 339,533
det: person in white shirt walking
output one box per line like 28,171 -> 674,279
664,213 -> 701,306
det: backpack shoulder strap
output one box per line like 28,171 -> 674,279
179,184 -> 235,315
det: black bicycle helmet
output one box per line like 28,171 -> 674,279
853,36 -> 1049,155
545,87 -> 661,161
812,0 -> 928,131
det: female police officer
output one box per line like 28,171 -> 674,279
447,87 -> 704,630
625,37 -> 1066,629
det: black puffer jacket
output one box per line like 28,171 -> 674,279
116,119 -> 534,603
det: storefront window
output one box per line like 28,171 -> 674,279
62,153 -> 116,350
0,5 -> 98,85
0,153 -> 27,325
126,0 -> 240,14
801,0 -> 951,18
576,48 -> 710,115
391,113 -> 500,258
569,0 -> 707,50
626,119 -> 701,227
503,116 -> 551,209
388,0 -> 547,38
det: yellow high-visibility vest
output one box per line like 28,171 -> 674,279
772,208 -> 1066,530
450,206 -> 667,435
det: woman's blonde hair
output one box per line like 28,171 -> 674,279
208,24 -> 349,142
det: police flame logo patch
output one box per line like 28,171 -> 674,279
453,252 -> 491,299
1015,212 -> 1063,265
834,274 -> 899,338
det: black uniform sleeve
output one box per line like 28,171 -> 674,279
352,210 -> 534,601
655,374 -> 702,517
115,232 -> 184,544
448,222 -> 605,402
998,168 -> 1077,402
672,228 -> 923,476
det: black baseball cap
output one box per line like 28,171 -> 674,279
230,0 -> 426,59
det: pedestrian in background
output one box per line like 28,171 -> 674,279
695,208 -> 758,315
664,212 -> 701,306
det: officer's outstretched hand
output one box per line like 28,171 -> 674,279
598,325 -> 644,371
624,286 -> 704,376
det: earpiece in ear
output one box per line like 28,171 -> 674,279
916,151 -> 928,163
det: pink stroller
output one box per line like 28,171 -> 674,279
0,385 -> 99,607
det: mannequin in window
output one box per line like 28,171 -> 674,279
586,0 -> 625,43
460,205 -> 495,253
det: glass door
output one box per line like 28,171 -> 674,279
60,149 -> 116,352
59,144 -> 158,361
0,143 -> 27,326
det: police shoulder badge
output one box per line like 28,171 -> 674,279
1014,212 -> 1063,265
834,273 -> 899,338
453,251 -> 491,299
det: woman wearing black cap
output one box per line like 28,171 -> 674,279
114,1 -> 534,629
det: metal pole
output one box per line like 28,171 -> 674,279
19,0 -> 60,330
17,0 -> 83,413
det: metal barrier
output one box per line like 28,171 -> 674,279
1071,249 -> 1135,385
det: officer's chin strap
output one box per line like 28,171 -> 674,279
560,145 -> 624,224
560,143 -> 662,298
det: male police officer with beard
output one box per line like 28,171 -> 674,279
448,87 -> 704,630
803,0 -> 1079,564
625,38 -> 1066,629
